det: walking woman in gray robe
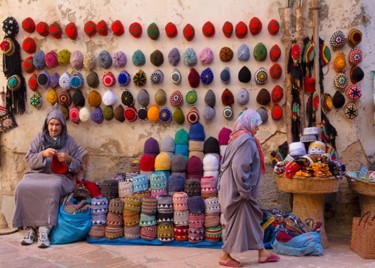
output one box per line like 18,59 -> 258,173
12,104 -> 82,248
218,109 -> 279,267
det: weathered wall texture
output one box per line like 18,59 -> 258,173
1,0 -> 374,239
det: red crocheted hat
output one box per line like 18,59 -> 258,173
270,44 -> 281,62
129,22 -> 142,38
165,22 -> 178,38
221,88 -> 234,106
28,73 -> 38,92
111,20 -> 124,36
22,17 -> 35,33
65,22 -> 78,40
36,21 -> 49,37
269,63 -> 282,79
51,155 -> 68,174
222,21 -> 233,38
96,20 -> 108,36
49,22 -> 62,39
22,37 -> 36,54
202,21 -> 215,38
268,19 -> 280,35
84,20 -> 97,37
22,56 -> 35,74
271,85 -> 284,103
183,23 -> 195,41
249,17 -> 262,35
235,21 -> 247,38
271,104 -> 283,120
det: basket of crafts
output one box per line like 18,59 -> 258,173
276,175 -> 339,194
345,170 -> 375,197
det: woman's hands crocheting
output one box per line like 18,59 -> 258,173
56,152 -> 72,165
42,148 -> 57,158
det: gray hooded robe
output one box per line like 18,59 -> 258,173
218,134 -> 264,253
13,105 -> 82,228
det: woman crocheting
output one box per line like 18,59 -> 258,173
218,109 -> 280,267
12,104 -> 82,248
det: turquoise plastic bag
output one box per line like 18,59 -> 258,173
50,204 -> 91,244
271,232 -> 324,256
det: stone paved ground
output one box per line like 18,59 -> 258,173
1,231 -> 374,268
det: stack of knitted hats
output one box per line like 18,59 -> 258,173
170,154 -> 187,178
105,198 -> 124,239
218,127 -> 232,157
203,197 -> 222,243
118,180 -> 133,199
100,179 -> 119,200
89,196 -> 109,238
123,195 -> 142,240
200,176 -> 218,199
150,171 -> 168,198
143,137 -> 160,157
160,135 -> 175,160
154,152 -> 171,179
188,196 -> 205,243
139,154 -> 155,180
185,156 -> 203,197
139,196 -> 158,240
188,122 -> 206,160
174,128 -> 189,160
132,174 -> 150,197
173,192 -> 189,241
203,154 -> 220,179
157,195 -> 174,242
168,173 -> 185,196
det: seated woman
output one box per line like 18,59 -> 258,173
12,104 -> 82,248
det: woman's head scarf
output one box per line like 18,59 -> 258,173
41,103 -> 68,150
229,109 -> 266,174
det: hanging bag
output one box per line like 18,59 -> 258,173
350,212 -> 375,259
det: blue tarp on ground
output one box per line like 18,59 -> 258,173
87,237 -> 223,249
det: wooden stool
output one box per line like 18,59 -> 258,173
276,175 -> 340,248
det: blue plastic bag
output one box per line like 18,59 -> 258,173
50,204 -> 91,244
271,232 -> 324,256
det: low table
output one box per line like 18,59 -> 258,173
347,177 -> 375,215
276,175 -> 340,248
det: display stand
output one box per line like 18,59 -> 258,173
276,175 -> 339,248
346,176 -> 375,215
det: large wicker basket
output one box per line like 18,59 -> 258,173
276,175 -> 339,194
345,172 -> 375,197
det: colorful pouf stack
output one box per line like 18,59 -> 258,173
170,154 -> 187,179
139,196 -> 158,240
89,196 -> 109,238
173,192 -> 189,241
160,135 -> 175,160
218,127 -> 232,157
132,174 -> 150,197
203,154 -> 220,179
200,176 -> 218,199
139,154 -> 155,180
187,196 -> 205,243
118,180 -> 133,199
203,197 -> 222,243
150,171 -> 168,198
174,128 -> 189,160
168,173 -> 186,196
105,198 -> 124,239
157,195 -> 174,242
188,122 -> 206,160
154,152 -> 171,179
123,195 -> 142,239
100,179 -> 119,200
144,137 -> 160,157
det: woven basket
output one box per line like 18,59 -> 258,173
276,175 -> 339,194
345,172 -> 375,197
351,212 -> 375,259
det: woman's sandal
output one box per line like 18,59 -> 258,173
219,258 -> 242,267
258,253 -> 280,263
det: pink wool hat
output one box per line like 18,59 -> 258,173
218,127 -> 232,145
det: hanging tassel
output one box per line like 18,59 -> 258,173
2,17 -> 27,115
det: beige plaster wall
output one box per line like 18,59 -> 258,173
1,0 -> 374,237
